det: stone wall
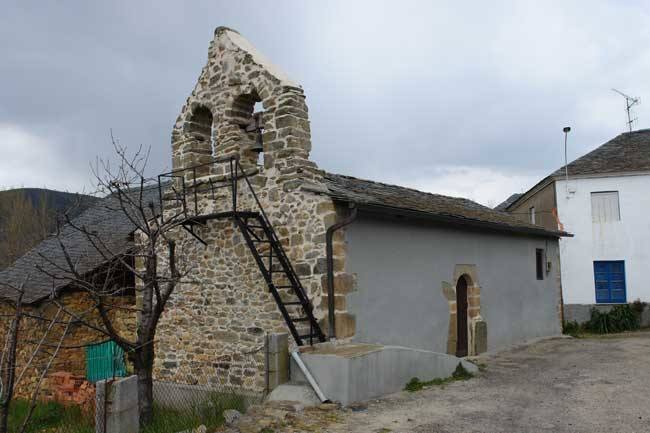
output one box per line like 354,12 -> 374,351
0,290 -> 135,400
154,27 -> 353,394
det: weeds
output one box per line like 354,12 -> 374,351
7,400 -> 93,433
141,391 -> 246,433
585,305 -> 639,333
7,390 -> 246,433
465,358 -> 488,372
451,363 -> 473,380
562,320 -> 582,337
404,363 -> 473,392
563,302 -> 647,336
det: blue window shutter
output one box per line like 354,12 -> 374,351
593,261 -> 626,304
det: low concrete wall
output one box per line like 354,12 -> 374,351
95,376 -> 139,433
564,304 -> 650,327
294,345 -> 478,406
267,333 -> 289,391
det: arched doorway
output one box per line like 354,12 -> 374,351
456,275 -> 469,357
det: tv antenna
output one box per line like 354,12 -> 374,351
612,88 -> 640,132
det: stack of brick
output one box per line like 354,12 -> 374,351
45,371 -> 96,409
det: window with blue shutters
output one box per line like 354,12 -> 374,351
593,261 -> 626,304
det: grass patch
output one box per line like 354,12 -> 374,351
404,363 -> 473,392
7,400 -> 93,433
7,390 -> 246,433
141,391 -> 246,433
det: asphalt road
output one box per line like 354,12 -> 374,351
333,333 -> 650,433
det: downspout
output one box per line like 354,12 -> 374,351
325,203 -> 358,340
291,351 -> 330,403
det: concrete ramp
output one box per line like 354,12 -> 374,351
266,383 -> 321,406
292,344 -> 478,405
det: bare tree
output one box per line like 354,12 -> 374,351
0,281 -> 73,433
0,284 -> 23,433
37,143 -> 189,425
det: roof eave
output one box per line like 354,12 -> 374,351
337,200 -> 569,238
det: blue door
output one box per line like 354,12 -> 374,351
593,261 -> 626,304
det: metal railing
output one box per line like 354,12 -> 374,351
156,155 -> 323,345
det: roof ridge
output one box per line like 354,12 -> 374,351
506,130 -> 650,211
323,171 -> 485,207
322,171 -> 563,238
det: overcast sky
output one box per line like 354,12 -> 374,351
2,1 -> 649,206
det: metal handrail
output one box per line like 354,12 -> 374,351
156,155 -> 323,344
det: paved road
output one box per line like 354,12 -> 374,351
333,333 -> 650,433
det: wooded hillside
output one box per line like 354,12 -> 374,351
0,189 -> 98,269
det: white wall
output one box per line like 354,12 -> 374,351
345,214 -> 562,352
556,174 -> 650,304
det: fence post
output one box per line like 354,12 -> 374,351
264,334 -> 270,396
95,376 -> 139,433
266,333 -> 289,392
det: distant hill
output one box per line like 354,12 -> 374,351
0,188 -> 98,215
0,188 -> 99,269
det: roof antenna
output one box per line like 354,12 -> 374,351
563,126 -> 571,197
612,88 -> 640,132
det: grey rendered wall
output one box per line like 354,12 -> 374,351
345,214 -> 561,352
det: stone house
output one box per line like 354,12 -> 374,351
0,194 -> 138,398
151,27 -> 568,403
501,130 -> 650,325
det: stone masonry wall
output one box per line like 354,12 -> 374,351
0,290 -> 135,400
154,27 -> 354,394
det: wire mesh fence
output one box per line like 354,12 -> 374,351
145,345 -> 266,433
4,339 -> 268,433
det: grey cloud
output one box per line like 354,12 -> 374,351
1,0 -> 649,204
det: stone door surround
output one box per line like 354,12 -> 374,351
442,264 -> 482,356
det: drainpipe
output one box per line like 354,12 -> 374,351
325,203 -> 358,340
291,351 -> 330,403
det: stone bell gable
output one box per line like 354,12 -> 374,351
155,28 -> 354,393
171,26 -> 317,180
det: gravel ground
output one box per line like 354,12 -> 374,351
331,333 -> 650,433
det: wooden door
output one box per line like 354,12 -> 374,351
456,276 -> 468,357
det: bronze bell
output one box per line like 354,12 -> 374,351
246,112 -> 264,152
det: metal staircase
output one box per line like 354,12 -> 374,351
157,155 -> 327,346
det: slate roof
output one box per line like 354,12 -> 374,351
322,173 -> 564,238
0,186 -> 159,304
494,193 -> 523,211
505,129 -> 650,211
550,129 -> 650,177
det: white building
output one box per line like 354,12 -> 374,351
501,129 -> 650,322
